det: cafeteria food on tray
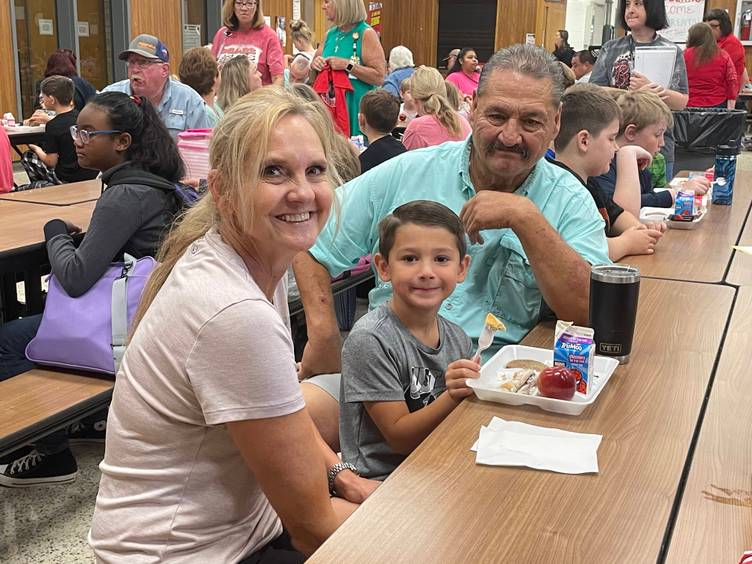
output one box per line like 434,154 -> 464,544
537,366 -> 577,400
506,359 -> 548,372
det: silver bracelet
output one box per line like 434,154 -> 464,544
327,462 -> 358,496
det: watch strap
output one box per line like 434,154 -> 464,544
327,462 -> 358,496
346,62 -> 354,73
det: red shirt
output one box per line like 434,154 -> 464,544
718,33 -> 746,84
211,25 -> 284,85
683,47 -> 738,107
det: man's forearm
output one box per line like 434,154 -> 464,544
514,213 -> 591,325
292,252 -> 339,340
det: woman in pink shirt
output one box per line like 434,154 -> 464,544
211,0 -> 284,86
402,66 -> 471,151
445,47 -> 480,97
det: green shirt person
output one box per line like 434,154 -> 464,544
294,44 -> 611,377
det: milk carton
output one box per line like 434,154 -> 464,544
554,320 -> 595,396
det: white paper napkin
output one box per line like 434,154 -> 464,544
472,417 -> 602,474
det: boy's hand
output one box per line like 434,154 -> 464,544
28,144 -> 45,158
643,220 -> 667,233
684,177 -> 710,195
445,358 -> 480,401
622,224 -> 662,256
619,145 -> 653,169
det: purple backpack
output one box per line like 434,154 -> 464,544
26,254 -> 157,375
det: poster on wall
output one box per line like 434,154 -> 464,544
277,16 -> 286,48
660,0 -> 706,44
183,24 -> 202,52
525,33 -> 536,45
293,0 -> 301,21
368,2 -> 382,36
77,21 -> 89,37
38,18 -> 54,36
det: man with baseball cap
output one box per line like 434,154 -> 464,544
104,34 -> 209,139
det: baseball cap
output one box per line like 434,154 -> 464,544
118,34 -> 169,63
442,48 -> 460,62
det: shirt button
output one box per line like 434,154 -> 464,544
445,303 -> 453,310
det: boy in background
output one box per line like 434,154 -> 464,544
593,90 -> 709,218
357,90 -> 405,174
339,201 -> 479,480
23,75 -> 98,187
553,84 -> 665,261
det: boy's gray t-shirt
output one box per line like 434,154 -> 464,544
340,304 -> 472,481
589,33 -> 688,165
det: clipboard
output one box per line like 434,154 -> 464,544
633,46 -> 676,88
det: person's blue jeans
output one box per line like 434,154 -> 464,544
0,314 -> 41,381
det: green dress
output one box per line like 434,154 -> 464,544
322,20 -> 374,137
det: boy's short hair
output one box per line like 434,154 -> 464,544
400,76 -> 412,94
360,90 -> 400,134
612,90 -> 674,136
378,200 -> 467,260
40,75 -> 74,106
555,84 -> 621,152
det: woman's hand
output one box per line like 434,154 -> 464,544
325,56 -> 352,72
333,469 -> 380,504
311,55 -> 327,72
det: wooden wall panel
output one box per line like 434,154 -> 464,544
535,0 -> 567,52
264,0 -> 293,55
495,0 -> 537,50
380,0 -> 438,67
130,0 -> 184,70
0,4 -> 18,116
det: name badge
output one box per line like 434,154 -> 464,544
170,109 -> 184,116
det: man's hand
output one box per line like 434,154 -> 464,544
333,470 -> 380,504
445,358 -> 480,401
459,191 -> 535,244
622,224 -> 662,256
298,334 -> 342,380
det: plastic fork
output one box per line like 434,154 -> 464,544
473,313 -> 506,363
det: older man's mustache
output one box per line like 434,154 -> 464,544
486,142 -> 529,160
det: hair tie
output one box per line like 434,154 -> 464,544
130,95 -> 142,106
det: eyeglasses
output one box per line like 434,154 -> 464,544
126,58 -> 163,69
708,22 -> 721,28
70,125 -> 122,144
234,1 -> 257,8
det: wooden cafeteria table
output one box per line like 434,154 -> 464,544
619,169 -> 752,283
665,286 -> 752,564
309,278 -> 735,564
725,201 -> 752,285
0,178 -> 101,206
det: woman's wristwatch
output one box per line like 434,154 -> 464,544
345,62 -> 354,73
327,462 -> 359,496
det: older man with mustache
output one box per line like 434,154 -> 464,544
104,34 -> 209,140
294,44 -> 610,440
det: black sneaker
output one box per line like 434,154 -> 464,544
0,445 -> 33,465
0,447 -> 78,487
67,419 -> 106,444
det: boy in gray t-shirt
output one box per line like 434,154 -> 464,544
340,201 -> 480,481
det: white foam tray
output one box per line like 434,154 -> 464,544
467,345 -> 619,416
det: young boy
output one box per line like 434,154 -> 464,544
357,90 -> 406,174
553,84 -> 665,261
339,200 -> 479,480
24,75 -> 98,186
593,90 -> 709,218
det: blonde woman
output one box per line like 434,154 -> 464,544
89,88 -> 379,562
311,0 -> 386,136
211,0 -> 284,85
290,19 -> 317,59
402,66 -> 471,151
217,54 -> 262,111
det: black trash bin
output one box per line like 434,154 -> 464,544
673,108 -> 746,173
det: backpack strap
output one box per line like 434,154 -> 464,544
111,253 -> 136,372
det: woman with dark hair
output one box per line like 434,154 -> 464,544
211,0 -> 284,86
704,8 -> 749,91
34,49 -> 97,113
553,30 -> 576,67
0,92 -> 186,487
685,22 -> 738,109
445,47 -> 480,97
590,0 -> 689,179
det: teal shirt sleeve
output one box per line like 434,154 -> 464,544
556,186 -> 612,267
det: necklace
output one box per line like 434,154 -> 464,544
332,26 -> 361,65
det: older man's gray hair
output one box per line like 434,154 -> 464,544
388,45 -> 414,73
478,44 -> 565,106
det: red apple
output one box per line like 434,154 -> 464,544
538,366 -> 576,400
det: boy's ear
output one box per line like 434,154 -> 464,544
576,129 -> 590,153
456,254 -> 471,284
623,123 -> 638,142
373,252 -> 392,283
358,112 -> 366,130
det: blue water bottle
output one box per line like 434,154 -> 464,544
712,142 -> 739,205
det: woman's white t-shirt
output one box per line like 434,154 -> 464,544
89,229 -> 304,563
